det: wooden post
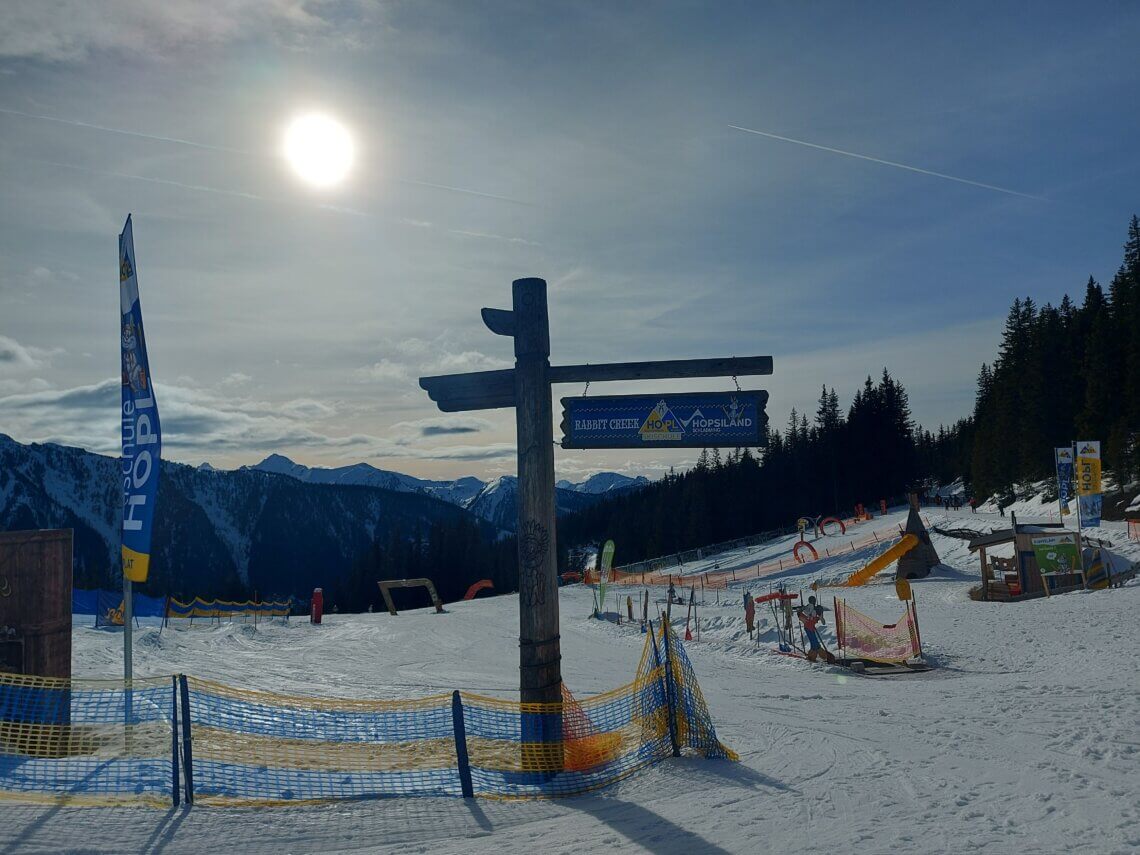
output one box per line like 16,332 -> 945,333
659,619 -> 682,757
909,594 -> 924,658
451,691 -> 474,798
510,279 -> 563,762
979,545 -> 989,600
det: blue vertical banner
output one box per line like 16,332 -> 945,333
119,215 -> 161,582
1054,447 -> 1074,515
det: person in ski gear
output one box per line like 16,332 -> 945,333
667,580 -> 676,604
780,586 -> 795,633
798,596 -> 835,664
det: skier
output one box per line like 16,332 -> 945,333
969,497 -> 978,514
744,592 -> 756,638
798,596 -> 835,664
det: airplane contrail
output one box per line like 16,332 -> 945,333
728,124 -> 1042,200
11,155 -> 539,242
0,106 -> 248,155
397,178 -> 531,206
20,156 -> 278,204
0,106 -> 530,204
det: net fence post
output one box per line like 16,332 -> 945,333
171,675 -> 180,807
178,674 -> 194,805
910,594 -> 924,658
654,619 -> 681,757
451,690 -> 474,798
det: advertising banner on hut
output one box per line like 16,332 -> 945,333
119,215 -> 162,583
1076,440 -> 1102,527
1032,533 -> 1081,576
1054,447 -> 1074,515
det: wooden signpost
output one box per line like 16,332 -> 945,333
419,277 -> 772,763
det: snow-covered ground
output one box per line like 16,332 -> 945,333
2,507 -> 1138,854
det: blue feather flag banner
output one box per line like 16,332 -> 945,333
1054,447 -> 1074,515
119,215 -> 162,582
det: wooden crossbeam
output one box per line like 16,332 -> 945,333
419,356 -> 774,413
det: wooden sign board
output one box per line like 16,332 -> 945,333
561,390 -> 769,449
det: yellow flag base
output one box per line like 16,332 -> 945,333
121,546 -> 150,583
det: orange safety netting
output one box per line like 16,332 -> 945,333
581,519 -> 927,590
835,599 -> 920,663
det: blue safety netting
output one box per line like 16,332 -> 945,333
71,589 -> 168,626
0,673 -> 175,806
184,678 -> 459,804
0,619 -> 733,806
166,598 -> 292,620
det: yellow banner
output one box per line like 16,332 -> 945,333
1076,440 -> 1102,496
121,546 -> 150,583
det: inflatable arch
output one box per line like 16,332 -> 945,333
819,516 -> 846,536
793,541 -> 819,563
463,579 -> 494,600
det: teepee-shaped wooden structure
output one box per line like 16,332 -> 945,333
896,494 -> 939,580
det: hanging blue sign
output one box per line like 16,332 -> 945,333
561,391 -> 768,449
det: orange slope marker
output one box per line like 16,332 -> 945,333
813,534 -> 919,590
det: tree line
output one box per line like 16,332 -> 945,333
289,215 -> 1140,605
922,214 -> 1140,500
558,214 -> 1140,568
558,369 -> 922,571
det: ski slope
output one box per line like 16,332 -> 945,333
2,507 -> 1138,854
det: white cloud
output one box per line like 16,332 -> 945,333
220,372 -> 252,386
279,398 -> 336,419
0,335 -> 39,369
0,377 -> 514,465
0,334 -> 59,371
0,377 -> 50,395
353,359 -> 409,383
0,1 -> 389,62
429,351 -> 512,373
353,341 -> 511,386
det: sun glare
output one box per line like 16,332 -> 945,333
282,113 -> 355,188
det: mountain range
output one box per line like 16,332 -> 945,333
246,454 -> 649,528
0,435 -> 650,601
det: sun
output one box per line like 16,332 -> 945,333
282,113 -> 355,188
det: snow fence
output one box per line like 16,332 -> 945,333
0,672 -> 177,806
72,589 -> 294,627
0,619 -> 735,806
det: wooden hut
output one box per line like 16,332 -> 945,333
0,529 -> 73,678
969,515 -> 1084,601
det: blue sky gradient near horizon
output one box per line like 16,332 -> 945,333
1,1 -> 1138,481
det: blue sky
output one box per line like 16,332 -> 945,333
1,1 -> 1138,480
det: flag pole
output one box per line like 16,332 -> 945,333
123,575 -> 132,682
1072,441 -> 1087,587
1055,449 -> 1066,523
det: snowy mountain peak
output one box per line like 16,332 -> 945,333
253,454 -> 305,476
574,472 -> 651,495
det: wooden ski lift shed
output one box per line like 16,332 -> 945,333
969,515 -> 1083,601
